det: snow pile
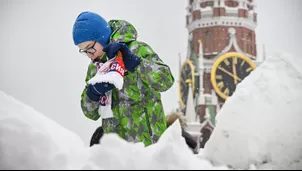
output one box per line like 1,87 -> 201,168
84,120 -> 225,170
0,91 -> 228,170
204,52 -> 302,170
0,91 -> 86,170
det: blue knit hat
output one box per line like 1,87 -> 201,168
72,11 -> 112,46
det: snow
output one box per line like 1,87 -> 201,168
204,52 -> 302,170
0,90 -> 228,170
200,6 -> 213,12
0,91 -> 86,170
1,51 -> 301,170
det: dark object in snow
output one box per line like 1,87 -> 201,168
181,129 -> 198,150
89,112 -> 198,151
90,126 -> 104,147
166,112 -> 198,151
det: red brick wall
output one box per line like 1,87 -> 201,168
225,0 -> 239,7
236,27 -> 257,57
238,9 -> 248,18
192,10 -> 201,21
192,26 -> 257,57
213,8 -> 226,17
203,73 -> 212,94
192,26 -> 238,56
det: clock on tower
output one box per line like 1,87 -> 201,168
211,52 -> 256,100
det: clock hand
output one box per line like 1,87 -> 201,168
218,66 -> 241,81
232,58 -> 238,85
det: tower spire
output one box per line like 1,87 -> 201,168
185,83 -> 196,123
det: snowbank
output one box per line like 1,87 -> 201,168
0,91 -> 86,170
204,52 -> 302,170
0,91 -> 228,170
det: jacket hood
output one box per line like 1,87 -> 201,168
108,20 -> 138,44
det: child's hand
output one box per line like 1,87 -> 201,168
103,42 -> 141,72
103,43 -> 123,59
86,83 -> 115,101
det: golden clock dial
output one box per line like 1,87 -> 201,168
211,52 -> 256,100
178,59 -> 195,109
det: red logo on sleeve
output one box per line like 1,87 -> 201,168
109,52 -> 125,77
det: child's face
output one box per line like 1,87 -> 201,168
77,41 -> 104,60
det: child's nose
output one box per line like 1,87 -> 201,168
87,53 -> 94,59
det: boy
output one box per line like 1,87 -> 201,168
72,11 -> 174,146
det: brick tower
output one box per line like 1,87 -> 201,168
180,0 -> 259,148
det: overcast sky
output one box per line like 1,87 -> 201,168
0,0 -> 301,145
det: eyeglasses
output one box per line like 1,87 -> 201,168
79,41 -> 97,56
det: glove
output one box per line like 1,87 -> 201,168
86,82 -> 115,102
103,43 -> 141,72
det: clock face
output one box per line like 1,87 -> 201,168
211,52 -> 256,100
178,59 -> 195,109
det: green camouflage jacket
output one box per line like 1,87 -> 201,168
80,20 -> 175,146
